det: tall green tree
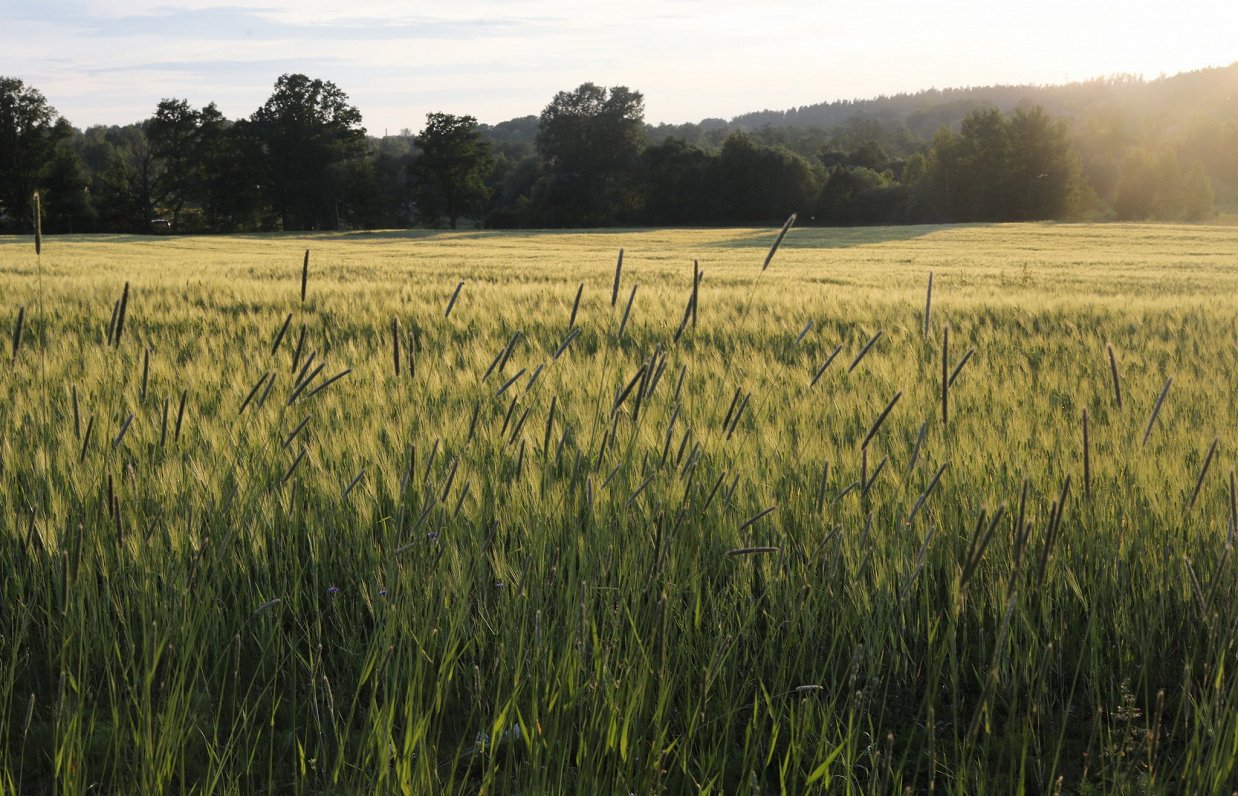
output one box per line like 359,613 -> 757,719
410,113 -> 493,229
248,74 -> 366,230
536,83 -> 645,226
0,77 -> 71,226
147,98 -> 202,230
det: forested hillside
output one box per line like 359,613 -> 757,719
2,64 -> 1234,232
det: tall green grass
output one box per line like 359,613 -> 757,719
2,224 -> 1238,793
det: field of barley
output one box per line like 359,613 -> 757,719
2,222 -> 1238,793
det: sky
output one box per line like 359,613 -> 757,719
2,0 -> 1236,134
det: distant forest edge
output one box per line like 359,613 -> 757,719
1,64 -> 1235,233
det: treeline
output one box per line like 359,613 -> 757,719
2,67 -> 1232,233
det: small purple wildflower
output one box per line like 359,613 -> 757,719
426,531 -> 439,541
327,586 -> 340,595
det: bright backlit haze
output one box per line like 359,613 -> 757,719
2,0 -> 1235,133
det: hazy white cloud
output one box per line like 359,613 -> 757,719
1,0 -> 1234,132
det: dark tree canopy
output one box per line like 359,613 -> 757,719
0,77 -> 70,225
536,83 -> 645,226
248,74 -> 366,230
410,113 -> 493,229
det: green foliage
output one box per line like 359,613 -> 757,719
0,77 -> 70,225
915,106 -> 1086,222
1114,149 -> 1216,221
537,82 -> 646,225
248,74 -> 367,231
410,113 -> 493,229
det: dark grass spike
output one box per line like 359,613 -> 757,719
445,281 -> 464,318
114,282 -> 130,347
1012,479 -> 1030,567
762,213 -> 797,271
424,438 -> 440,482
283,415 -> 311,449
392,317 -> 400,377
1082,409 -> 1091,500
848,329 -> 884,373
632,354 -> 653,424
947,348 -> 974,388
466,400 -> 481,443
726,392 -> 751,440
860,391 -> 902,449
1107,342 -> 1123,410
924,272 -> 933,337
727,547 -> 779,557
408,327 -> 417,379
290,324 -> 306,372
611,249 -> 624,307
569,283 -> 583,329
862,457 -> 887,498
627,473 -> 656,507
617,285 -> 637,341
612,364 -> 647,416
553,327 -> 581,360
907,463 -> 947,526
674,427 -> 692,468
11,306 -> 25,362
739,505 -> 777,532
293,352 -> 318,391
257,372 -> 277,407
941,325 -> 949,426
341,468 -> 366,500
271,313 -> 292,355
526,363 -> 545,392
691,261 -> 700,328
816,462 -> 829,515
239,372 -> 269,415
496,331 -> 522,374
302,369 -> 350,401
810,344 -> 844,387
1142,378 -> 1173,446
659,408 -> 679,467
1229,470 -> 1236,547
1186,437 -> 1219,514
481,346 -> 505,381
107,299 -> 119,346
672,365 -> 687,404
300,249 -> 309,303
174,390 -> 186,441
72,385 -> 81,439
962,505 -> 1006,585
286,363 -> 326,405
441,458 -> 459,501
794,320 -> 814,345
79,416 -> 94,463
500,396 -> 518,437
509,405 -> 532,445
908,421 -> 928,471
701,471 -> 727,513
281,449 -> 306,486
113,413 -> 135,449
496,368 -> 526,398
721,386 -> 743,430
543,395 -> 558,451
673,294 -> 693,343
140,349 -> 150,403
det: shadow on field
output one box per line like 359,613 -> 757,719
701,223 -> 988,250
326,224 -> 988,248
